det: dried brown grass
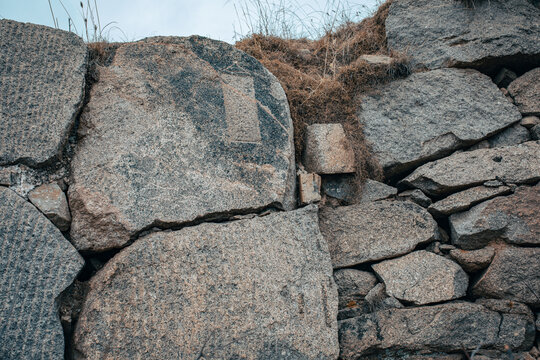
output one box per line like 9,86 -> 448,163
236,0 -> 409,195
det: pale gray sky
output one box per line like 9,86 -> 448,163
1,0 -> 380,43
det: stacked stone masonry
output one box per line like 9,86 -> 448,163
0,0 -> 539,358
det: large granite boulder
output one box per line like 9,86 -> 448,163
0,20 -> 87,167
385,0 -> 540,73
73,206 -> 339,359
508,67 -> 540,116
372,251 -> 468,305
450,185 -> 539,249
339,302 -> 535,359
401,141 -> 540,196
359,69 -> 521,176
473,246 -> 540,306
319,201 -> 437,268
69,36 -> 296,252
0,187 -> 83,359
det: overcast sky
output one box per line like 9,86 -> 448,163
1,0 -> 380,43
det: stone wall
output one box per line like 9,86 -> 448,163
0,0 -> 539,359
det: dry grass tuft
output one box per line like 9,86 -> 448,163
236,0 -> 409,195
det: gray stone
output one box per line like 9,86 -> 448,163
428,185 -> 512,218
321,174 -> 356,203
488,124 -> 530,148
303,124 -> 356,175
386,0 -> 540,73
450,185 -> 540,249
359,69 -> 521,176
508,68 -> 540,116
319,200 -> 437,268
473,246 -> 540,307
494,68 -> 518,88
532,124 -> 540,140
73,206 -> 339,359
0,20 -> 87,167
449,246 -> 495,273
338,302 -> 535,360
28,183 -> 71,231
363,283 -> 404,313
372,251 -> 468,305
69,36 -> 296,252
359,54 -> 393,66
358,179 -> 397,203
0,167 -> 14,186
398,189 -> 432,208
476,299 -> 534,318
521,116 -> 540,129
468,140 -> 490,151
298,172 -> 321,205
401,141 -> 540,196
333,269 -> 377,310
0,186 -> 83,359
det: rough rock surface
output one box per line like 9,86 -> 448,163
319,201 -> 437,268
28,183 -> 71,231
0,20 -> 87,167
372,251 -> 468,305
508,68 -> 540,116
0,186 -> 83,359
428,185 -> 511,218
359,69 -> 521,176
450,185 -> 540,249
298,173 -> 321,205
74,206 -> 339,359
69,36 -> 296,252
334,269 -> 377,310
303,124 -> 355,174
398,189 -> 432,208
449,247 -> 495,273
521,116 -> 540,129
401,141 -> 540,196
385,0 -> 540,72
358,179 -> 397,203
532,125 -> 540,141
488,124 -> 530,148
339,302 -> 535,359
473,246 -> 540,306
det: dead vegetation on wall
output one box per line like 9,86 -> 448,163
236,0 -> 410,194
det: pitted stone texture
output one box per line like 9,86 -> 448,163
372,251 -> 468,305
73,206 -> 339,360
401,142 -> 540,196
0,187 -> 83,359
338,302 -> 535,360
450,185 -> 540,249
386,0 -> 540,72
334,269 -> 377,310
319,201 -> 437,268
359,179 -> 397,203
359,69 -> 521,176
449,247 -> 495,273
428,185 -> 512,218
473,246 -> 540,307
28,183 -> 71,231
0,20 -> 87,167
304,124 -> 355,174
508,68 -> 540,116
298,173 -> 321,205
69,36 -> 296,252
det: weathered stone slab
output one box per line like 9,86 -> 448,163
488,124 -> 530,148
450,185 -> 540,249
298,172 -> 321,205
359,69 -> 521,176
69,36 -> 296,252
398,189 -> 432,208
304,124 -> 355,174
0,186 -> 83,359
401,141 -> 540,196
473,246 -> 540,307
532,124 -> 540,140
74,206 -> 339,359
359,179 -> 397,203
508,68 -> 540,116
0,20 -> 87,167
28,183 -> 71,231
319,200 -> 437,268
386,0 -> 540,73
334,269 -> 377,310
338,302 -> 535,359
428,185 -> 512,218
449,246 -> 495,273
372,251 -> 468,305
521,116 -> 540,129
